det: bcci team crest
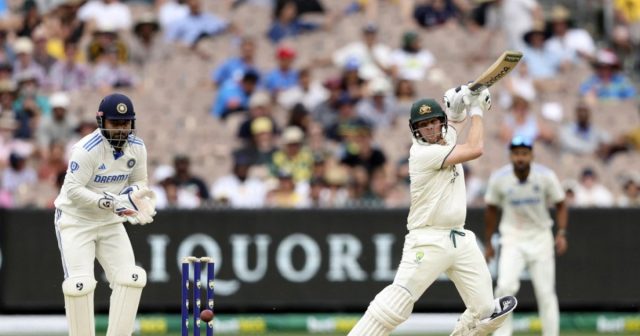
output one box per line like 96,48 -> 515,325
117,103 -> 128,114
127,159 -> 136,168
419,104 -> 431,115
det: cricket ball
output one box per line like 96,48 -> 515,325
200,309 -> 214,323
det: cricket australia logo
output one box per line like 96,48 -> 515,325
419,105 -> 431,115
415,251 -> 424,264
450,165 -> 459,184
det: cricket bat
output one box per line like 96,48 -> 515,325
468,50 -> 523,92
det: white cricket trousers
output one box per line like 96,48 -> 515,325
395,227 -> 496,324
493,230 -> 559,336
55,209 -> 137,283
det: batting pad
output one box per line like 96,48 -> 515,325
106,266 -> 147,336
62,276 -> 97,336
348,284 -> 414,336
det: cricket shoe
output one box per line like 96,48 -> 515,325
490,295 -> 517,320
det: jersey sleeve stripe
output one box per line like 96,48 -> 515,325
83,134 -> 101,149
85,138 -> 103,151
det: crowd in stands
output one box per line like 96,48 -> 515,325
0,0 -> 638,209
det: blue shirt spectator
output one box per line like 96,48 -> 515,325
212,37 -> 258,86
165,0 -> 228,46
579,50 -> 636,100
521,25 -> 564,79
267,0 -> 320,43
264,45 -> 299,94
211,70 -> 260,119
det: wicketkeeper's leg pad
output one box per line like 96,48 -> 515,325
348,284 -> 415,336
106,266 -> 147,336
62,276 -> 97,336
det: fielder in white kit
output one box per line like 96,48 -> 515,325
348,85 -> 517,336
484,136 -> 568,336
54,93 -> 158,336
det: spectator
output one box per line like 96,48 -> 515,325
393,79 -> 416,116
278,67 -> 329,111
149,164 -> 178,209
270,126 -> 314,182
573,168 -> 614,207
0,79 -> 16,112
0,28 -> 15,64
78,0 -> 132,32
499,61 -> 536,110
325,94 -> 360,142
521,22 -> 567,92
12,38 -> 46,86
356,78 -> 397,129
129,13 -> 168,67
0,111 -> 25,167
562,179 -> 578,207
158,0 -> 189,29
36,92 -> 77,156
237,91 -> 278,143
413,0 -> 461,29
64,120 -> 97,160
390,31 -> 435,82
91,46 -> 137,91
37,142 -> 67,184
617,174 -> 640,207
164,0 -> 229,48
287,103 -> 312,133
487,0 -> 543,52
558,102 -> 611,158
267,0 -> 323,43
211,36 -> 259,87
264,45 -> 299,96
579,49 -> 636,101
499,93 -> 554,145
211,152 -> 267,208
311,78 -> 342,130
13,71 -> 51,139
49,40 -> 91,92
545,5 -> 595,63
333,23 -> 392,81
339,58 -> 366,100
235,116 -> 279,166
339,120 -> 386,175
172,154 -> 210,206
1,152 -> 37,201
17,0 -> 42,38
211,69 -> 260,119
265,169 -> 307,207
87,23 -> 129,64
31,27 -> 57,75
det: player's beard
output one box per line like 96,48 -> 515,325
105,129 -> 131,150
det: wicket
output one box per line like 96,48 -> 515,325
181,256 -> 215,336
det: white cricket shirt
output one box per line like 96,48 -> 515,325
485,163 -> 565,237
407,127 -> 467,230
54,129 -> 148,225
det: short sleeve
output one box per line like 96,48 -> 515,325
484,174 -> 503,206
410,140 -> 456,171
545,171 -> 565,204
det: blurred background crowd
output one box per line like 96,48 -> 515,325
0,0 -> 638,209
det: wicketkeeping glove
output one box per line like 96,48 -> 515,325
98,188 -> 157,225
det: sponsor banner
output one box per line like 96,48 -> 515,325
1,313 -> 639,334
0,209 -> 639,312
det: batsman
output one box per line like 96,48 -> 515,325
54,93 -> 158,336
348,85 -> 517,336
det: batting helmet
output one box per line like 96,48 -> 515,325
409,98 -> 447,142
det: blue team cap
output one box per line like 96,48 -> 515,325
509,135 -> 533,150
98,93 -> 135,120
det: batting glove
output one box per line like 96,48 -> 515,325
443,85 -> 472,122
470,88 -> 491,116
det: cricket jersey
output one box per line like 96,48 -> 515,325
407,127 -> 467,230
485,163 -> 564,237
54,129 -> 148,225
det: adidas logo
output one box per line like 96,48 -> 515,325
98,164 -> 107,170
